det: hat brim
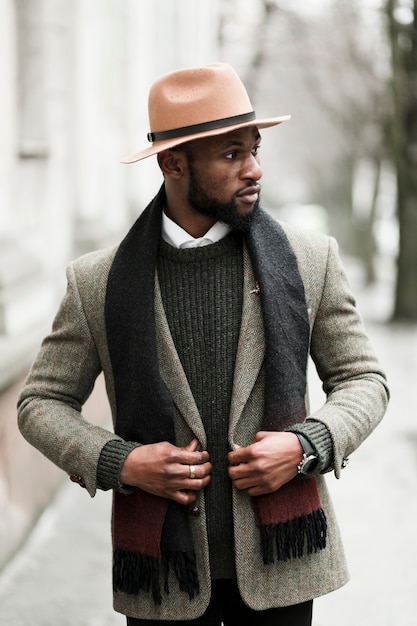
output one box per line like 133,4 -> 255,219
120,115 -> 291,164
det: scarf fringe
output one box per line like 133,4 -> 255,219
113,548 -> 199,605
163,550 -> 200,599
260,509 -> 327,564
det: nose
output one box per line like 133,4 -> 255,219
241,153 -> 263,181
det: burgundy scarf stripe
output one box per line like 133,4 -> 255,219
113,490 -> 167,557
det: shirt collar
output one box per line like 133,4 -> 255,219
162,211 -> 232,249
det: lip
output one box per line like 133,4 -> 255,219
237,185 -> 261,204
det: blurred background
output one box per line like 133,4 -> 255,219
0,0 -> 416,624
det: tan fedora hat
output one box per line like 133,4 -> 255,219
121,63 -> 290,163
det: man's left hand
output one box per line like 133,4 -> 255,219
227,431 -> 303,496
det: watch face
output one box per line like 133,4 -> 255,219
301,454 -> 318,474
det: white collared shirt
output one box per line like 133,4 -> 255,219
162,212 -> 231,249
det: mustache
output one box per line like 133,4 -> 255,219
236,182 -> 262,196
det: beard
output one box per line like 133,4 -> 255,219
186,164 -> 260,232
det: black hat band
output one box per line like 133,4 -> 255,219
147,111 -> 256,143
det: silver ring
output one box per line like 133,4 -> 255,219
189,465 -> 196,479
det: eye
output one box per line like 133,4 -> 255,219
225,151 -> 237,160
252,144 -> 261,156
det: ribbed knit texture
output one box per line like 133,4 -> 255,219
286,420 -> 334,474
96,439 -> 141,493
157,231 -> 243,579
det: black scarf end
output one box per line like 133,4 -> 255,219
113,548 -> 199,605
113,548 -> 162,604
163,549 -> 200,600
260,508 -> 327,564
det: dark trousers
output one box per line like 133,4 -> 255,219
126,579 -> 313,626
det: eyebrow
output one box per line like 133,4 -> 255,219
220,133 -> 262,150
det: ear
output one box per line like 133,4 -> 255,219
157,149 -> 186,180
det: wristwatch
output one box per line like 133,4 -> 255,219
295,433 -> 318,476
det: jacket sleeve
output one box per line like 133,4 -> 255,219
17,256 -> 126,497
306,235 -> 389,478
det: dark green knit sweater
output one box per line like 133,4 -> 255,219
157,231 -> 243,579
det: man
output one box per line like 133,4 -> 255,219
18,63 -> 389,625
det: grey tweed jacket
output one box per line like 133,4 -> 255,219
18,221 -> 389,620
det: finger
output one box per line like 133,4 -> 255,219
172,490 -> 198,505
181,438 -> 210,465
185,461 -> 212,480
187,463 -> 197,479
183,474 -> 212,491
246,485 -> 266,497
228,462 -> 248,481
182,439 -> 210,465
228,446 -> 249,465
184,437 -> 200,452
254,431 -> 271,441
230,475 -> 255,491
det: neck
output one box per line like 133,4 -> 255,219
164,203 -> 216,238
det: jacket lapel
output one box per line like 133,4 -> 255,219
229,244 -> 265,433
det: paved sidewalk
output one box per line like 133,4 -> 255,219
0,483 -> 123,625
313,321 -> 417,626
0,278 -> 416,625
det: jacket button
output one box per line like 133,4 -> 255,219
69,475 -> 86,488
189,505 -> 200,517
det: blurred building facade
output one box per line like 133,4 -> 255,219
0,0 -> 219,570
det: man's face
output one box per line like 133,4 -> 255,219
182,126 -> 263,231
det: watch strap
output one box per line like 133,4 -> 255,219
295,433 -> 316,457
295,433 -> 318,476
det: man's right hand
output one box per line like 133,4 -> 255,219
119,437 -> 212,505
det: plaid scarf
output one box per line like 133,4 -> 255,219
105,185 -> 326,605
